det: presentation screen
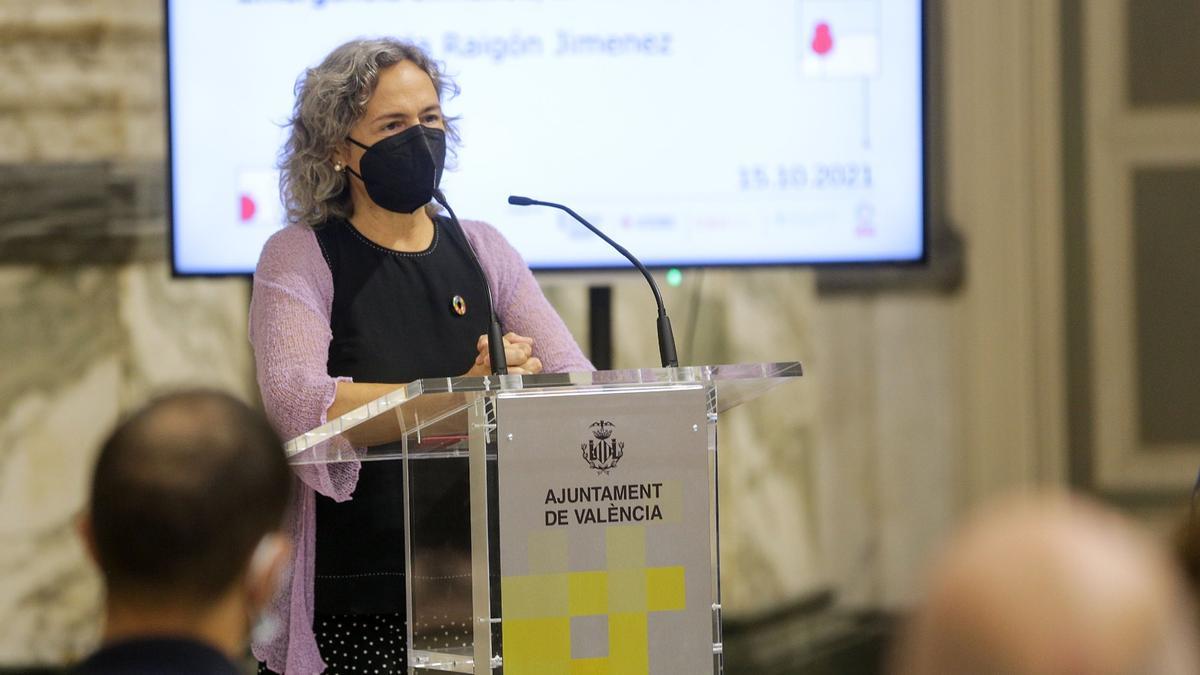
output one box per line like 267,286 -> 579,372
167,0 -> 925,274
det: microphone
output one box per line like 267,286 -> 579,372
507,195 -> 679,368
435,190 -> 509,375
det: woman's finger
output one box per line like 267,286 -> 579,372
480,334 -> 530,351
478,335 -> 513,361
504,360 -> 543,376
505,342 -> 533,365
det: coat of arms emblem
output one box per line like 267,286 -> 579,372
581,420 -> 624,474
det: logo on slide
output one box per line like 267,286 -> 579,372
799,0 -> 880,78
237,169 -> 283,228
240,194 -> 257,222
581,420 -> 624,474
811,21 -> 834,56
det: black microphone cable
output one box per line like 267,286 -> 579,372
434,190 -> 509,375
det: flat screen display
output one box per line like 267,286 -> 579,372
167,0 -> 925,274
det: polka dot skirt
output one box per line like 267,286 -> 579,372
258,613 -> 407,674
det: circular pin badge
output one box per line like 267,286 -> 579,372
450,295 -> 468,316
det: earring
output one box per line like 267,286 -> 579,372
334,162 -> 344,172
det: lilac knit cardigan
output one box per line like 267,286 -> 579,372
248,220 -> 592,673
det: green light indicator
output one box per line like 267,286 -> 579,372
666,268 -> 683,287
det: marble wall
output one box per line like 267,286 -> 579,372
0,264 -> 253,663
0,0 -> 256,664
0,1 -> 166,164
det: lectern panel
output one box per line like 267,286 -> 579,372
495,386 -> 715,675
282,363 -> 804,674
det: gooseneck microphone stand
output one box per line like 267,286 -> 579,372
507,195 -> 679,368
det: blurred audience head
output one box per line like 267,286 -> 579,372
893,492 -> 1200,675
1172,492 -> 1200,620
80,389 -> 291,654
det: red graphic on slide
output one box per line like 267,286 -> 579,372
811,21 -> 834,56
240,194 -> 256,222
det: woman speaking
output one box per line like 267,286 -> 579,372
249,37 -> 592,673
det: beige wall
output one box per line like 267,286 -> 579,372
1075,0 -> 1200,497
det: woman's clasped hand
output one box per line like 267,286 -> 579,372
465,332 -> 543,376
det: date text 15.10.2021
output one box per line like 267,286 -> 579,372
738,163 -> 873,191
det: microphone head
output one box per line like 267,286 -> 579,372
507,195 -> 535,206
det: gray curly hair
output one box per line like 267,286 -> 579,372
279,38 -> 459,228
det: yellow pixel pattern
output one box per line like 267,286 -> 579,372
501,526 -> 687,675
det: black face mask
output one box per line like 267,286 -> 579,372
345,125 -> 446,214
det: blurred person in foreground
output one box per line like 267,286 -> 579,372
892,492 -> 1200,675
76,390 -> 292,674
1172,491 -> 1200,622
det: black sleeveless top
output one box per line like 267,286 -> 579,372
313,215 -> 488,614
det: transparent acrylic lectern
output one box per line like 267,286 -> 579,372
286,362 -> 802,674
